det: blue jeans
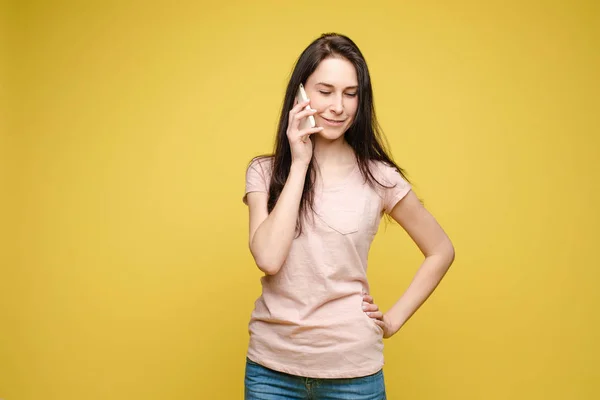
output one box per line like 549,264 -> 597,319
244,358 -> 387,400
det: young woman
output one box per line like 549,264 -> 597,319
242,33 -> 455,400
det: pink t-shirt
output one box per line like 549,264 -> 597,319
243,157 -> 411,379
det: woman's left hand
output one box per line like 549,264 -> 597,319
362,293 -> 395,338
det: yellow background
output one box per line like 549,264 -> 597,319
2,0 -> 599,399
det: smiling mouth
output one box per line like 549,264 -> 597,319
322,117 -> 346,123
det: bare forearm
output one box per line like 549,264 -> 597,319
386,244 -> 454,334
251,162 -> 308,274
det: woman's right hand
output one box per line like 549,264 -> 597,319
287,99 -> 323,166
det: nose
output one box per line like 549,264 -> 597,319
329,94 -> 344,115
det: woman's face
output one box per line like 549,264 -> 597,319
304,57 -> 359,141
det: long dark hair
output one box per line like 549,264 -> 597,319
252,32 -> 410,234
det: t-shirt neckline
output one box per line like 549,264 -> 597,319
318,163 -> 359,193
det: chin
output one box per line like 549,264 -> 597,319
316,126 -> 348,141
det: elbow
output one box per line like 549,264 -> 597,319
448,247 -> 455,267
251,251 -> 283,276
249,234 -> 287,275
256,262 -> 281,275
428,239 -> 455,272
444,240 -> 455,268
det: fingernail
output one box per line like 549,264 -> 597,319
362,304 -> 367,310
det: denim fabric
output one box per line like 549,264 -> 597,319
244,358 -> 386,400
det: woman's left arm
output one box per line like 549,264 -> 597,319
376,190 -> 455,338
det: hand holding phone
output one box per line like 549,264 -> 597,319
287,84 -> 323,164
295,84 -> 316,132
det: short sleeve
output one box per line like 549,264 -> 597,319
243,157 -> 272,205
379,162 -> 412,214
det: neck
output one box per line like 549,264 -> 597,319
312,135 -> 354,167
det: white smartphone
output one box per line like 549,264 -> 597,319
296,83 -> 316,131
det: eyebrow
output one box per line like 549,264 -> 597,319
316,82 -> 358,90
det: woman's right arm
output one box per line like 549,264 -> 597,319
246,162 -> 307,275
246,99 -> 323,275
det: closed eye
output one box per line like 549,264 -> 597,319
319,91 -> 357,97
